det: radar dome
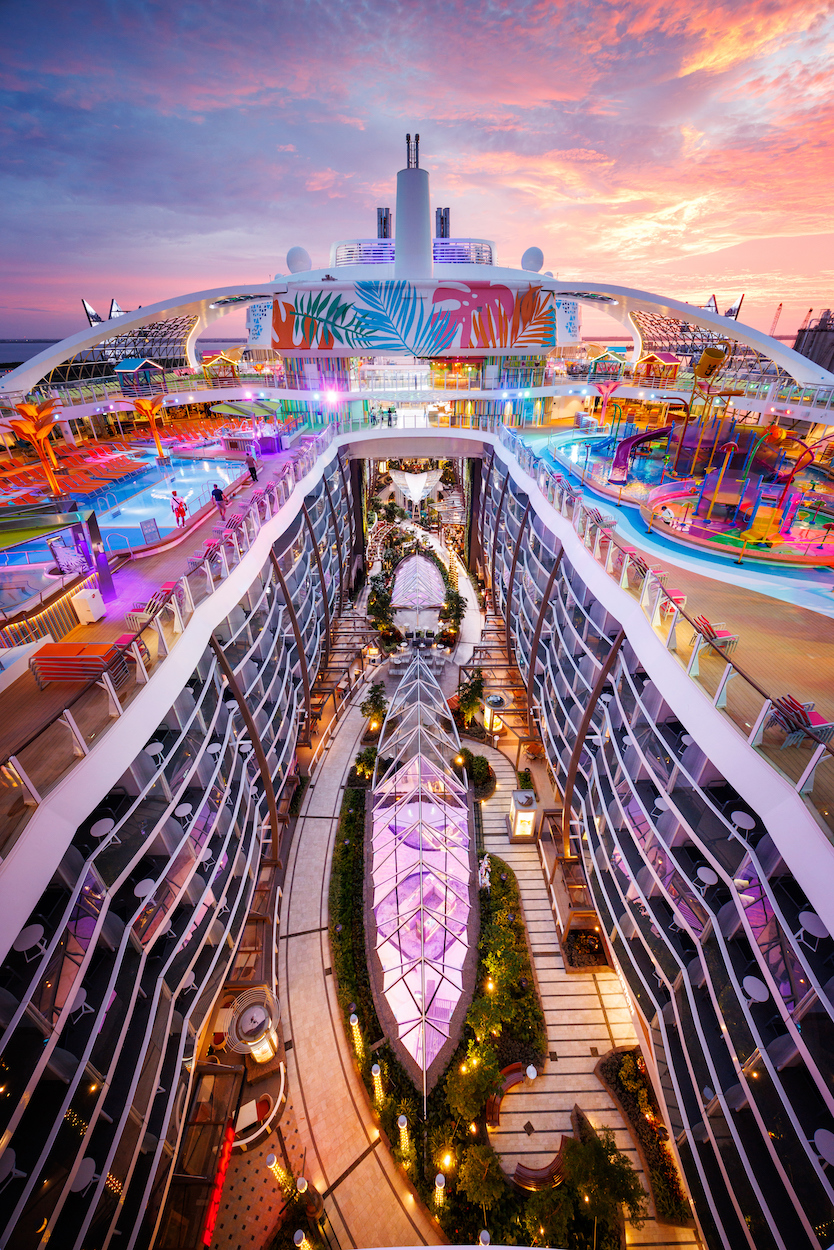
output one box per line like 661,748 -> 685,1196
287,246 -> 312,273
521,247 -> 544,272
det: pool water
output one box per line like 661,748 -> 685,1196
93,457 -> 243,547
2,457 -> 244,563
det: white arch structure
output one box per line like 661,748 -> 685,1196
3,272 -> 832,397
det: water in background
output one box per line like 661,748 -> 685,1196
0,339 -> 247,369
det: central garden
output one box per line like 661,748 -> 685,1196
321,787 -> 653,1250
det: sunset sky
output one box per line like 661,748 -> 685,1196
2,0 -> 833,341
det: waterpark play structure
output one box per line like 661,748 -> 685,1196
549,383 -> 834,565
607,423 -> 674,484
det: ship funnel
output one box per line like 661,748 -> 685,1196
395,133 -> 432,279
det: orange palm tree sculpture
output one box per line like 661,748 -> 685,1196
132,395 -> 166,457
8,399 -> 62,495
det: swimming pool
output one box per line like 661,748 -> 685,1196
1,457 -> 245,564
93,457 -> 244,549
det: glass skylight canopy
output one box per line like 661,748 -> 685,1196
391,553 -> 446,609
390,468 -> 443,504
370,655 -> 472,1099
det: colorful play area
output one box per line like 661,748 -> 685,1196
548,358 -> 834,566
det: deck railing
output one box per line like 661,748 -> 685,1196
0,427 -> 335,860
496,422 -> 834,842
1,415 -> 832,870
4,362 -> 834,415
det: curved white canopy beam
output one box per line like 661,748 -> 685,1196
544,281 -> 834,385
3,273 -> 830,395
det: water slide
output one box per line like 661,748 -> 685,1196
607,425 -> 674,485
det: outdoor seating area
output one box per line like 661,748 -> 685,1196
485,1061 -> 526,1128
512,1137 -> 569,1191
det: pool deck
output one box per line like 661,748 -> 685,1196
2,425 -> 834,846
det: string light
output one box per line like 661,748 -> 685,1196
371,1063 -> 383,1103
397,1114 -> 409,1152
265,1153 -> 292,1191
434,1173 -> 445,1206
293,1232 -> 312,1250
349,1013 -> 364,1058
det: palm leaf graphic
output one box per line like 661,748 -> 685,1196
354,282 -> 457,354
510,286 -> 556,349
287,290 -> 372,349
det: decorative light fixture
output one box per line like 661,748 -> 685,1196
371,1063 -> 383,1102
398,1114 -> 409,1151
349,1012 -> 364,1057
435,1173 -> 445,1205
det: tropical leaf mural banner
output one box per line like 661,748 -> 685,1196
272,280 -> 575,354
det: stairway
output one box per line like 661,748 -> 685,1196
476,742 -> 701,1249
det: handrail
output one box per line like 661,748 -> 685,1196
498,422 -> 834,773
5,361 -> 834,413
0,423 -> 335,766
1,417 -> 832,847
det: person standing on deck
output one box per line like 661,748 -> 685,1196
245,452 -> 258,483
211,483 -> 227,522
171,491 -> 187,527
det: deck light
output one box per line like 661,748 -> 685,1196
435,1174 -> 445,1205
372,1063 -> 383,1102
398,1114 -> 410,1151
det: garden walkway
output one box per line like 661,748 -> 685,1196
214,670 -> 439,1250
477,742 -> 701,1250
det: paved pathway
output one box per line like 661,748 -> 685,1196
476,743 -> 700,1249
215,680 -> 439,1250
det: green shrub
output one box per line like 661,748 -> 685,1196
470,755 -> 491,788
354,746 -> 377,779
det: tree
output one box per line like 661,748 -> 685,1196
440,588 -> 467,630
523,1184 -> 575,1248
132,395 -> 166,458
360,682 -> 387,729
368,494 -> 383,518
354,746 -> 378,779
367,577 -> 395,632
383,499 -> 407,523
458,669 -> 484,725
458,1144 -> 506,1221
444,1042 -> 500,1122
562,1128 -> 648,1231
5,400 -> 62,496
466,994 -> 505,1045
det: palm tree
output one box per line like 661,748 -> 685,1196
7,399 -> 62,496
132,395 -> 166,457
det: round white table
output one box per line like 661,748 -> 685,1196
70,987 -> 88,1013
681,734 -> 694,746
13,924 -> 44,955
653,796 -> 670,812
799,911 -> 830,940
238,740 -> 253,755
182,970 -> 196,990
696,867 -> 719,887
174,803 -> 193,819
731,811 -> 756,832
742,975 -> 769,1003
90,818 -> 115,839
814,1128 -> 834,1166
198,846 -> 214,866
133,879 -> 155,900
144,742 -> 164,759
207,743 -> 222,756
70,1157 -> 97,1193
